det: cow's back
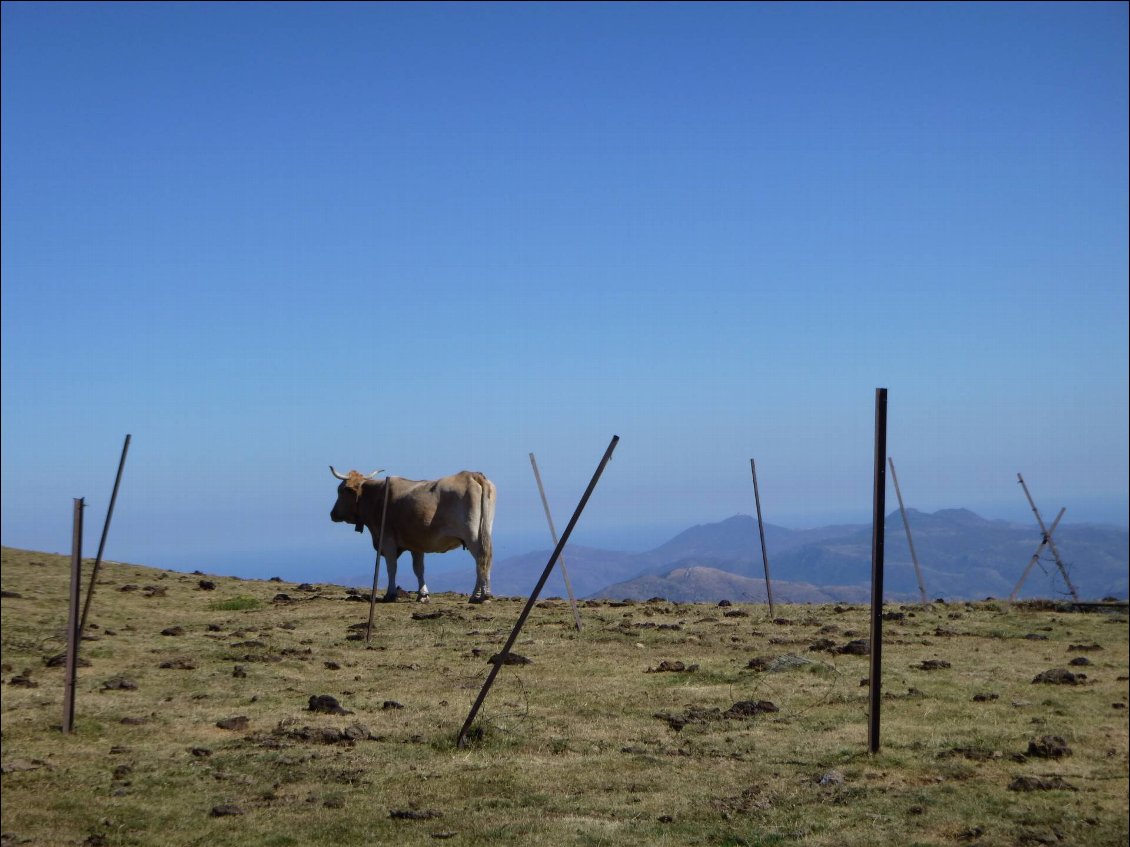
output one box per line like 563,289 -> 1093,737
385,471 -> 493,554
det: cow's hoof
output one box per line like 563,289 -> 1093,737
416,594 -> 430,604
468,594 -> 492,605
380,594 -> 398,604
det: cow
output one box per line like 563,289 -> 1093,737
329,466 -> 497,603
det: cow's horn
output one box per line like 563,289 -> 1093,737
330,466 -> 349,480
368,470 -> 385,479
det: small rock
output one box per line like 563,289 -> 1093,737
918,659 -> 952,671
487,652 -> 531,666
216,716 -> 249,731
102,677 -> 139,691
197,580 -> 216,591
1026,736 -> 1072,759
308,695 -> 352,715
1032,668 -> 1081,685
1009,775 -> 1077,792
160,626 -> 185,637
817,770 -> 845,786
210,804 -> 245,817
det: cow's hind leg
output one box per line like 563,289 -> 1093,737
411,551 -> 429,603
468,550 -> 492,604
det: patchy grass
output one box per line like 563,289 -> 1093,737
1,546 -> 1127,846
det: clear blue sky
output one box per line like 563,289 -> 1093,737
3,2 -> 1127,583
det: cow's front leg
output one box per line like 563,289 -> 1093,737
411,551 -> 429,603
381,551 -> 400,602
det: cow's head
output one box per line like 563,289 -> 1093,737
329,466 -> 382,526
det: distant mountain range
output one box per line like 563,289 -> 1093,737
399,509 -> 1129,603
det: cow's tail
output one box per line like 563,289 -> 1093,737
477,474 -> 496,568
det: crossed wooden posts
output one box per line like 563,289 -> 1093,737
1011,473 -> 1077,602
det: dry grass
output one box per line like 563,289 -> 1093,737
1,545 -> 1127,846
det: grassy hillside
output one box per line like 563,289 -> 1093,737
1,546 -> 1127,846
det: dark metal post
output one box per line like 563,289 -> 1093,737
458,435 -> 619,748
529,452 -> 583,631
365,477 -> 393,644
63,498 -> 84,734
749,459 -> 776,617
887,457 -> 927,604
79,434 -> 131,636
868,388 -> 888,754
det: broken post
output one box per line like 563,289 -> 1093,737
529,452 -> 583,631
887,457 -> 927,604
868,388 -> 888,754
458,435 -> 619,748
749,459 -> 776,617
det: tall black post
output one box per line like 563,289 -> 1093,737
63,498 -> 84,734
868,388 -> 888,754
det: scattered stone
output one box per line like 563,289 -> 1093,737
1026,736 -> 1072,759
1,590 -> 23,599
189,748 -> 212,757
142,586 -> 167,598
412,610 -> 443,620
210,804 -> 244,817
723,700 -> 778,719
45,653 -> 90,669
808,638 -> 836,653
836,639 -> 870,656
488,652 -> 531,666
1067,643 -> 1102,652
297,583 -> 316,592
216,716 -> 249,731
101,677 -> 138,691
817,770 -> 845,786
1068,657 -> 1092,667
390,809 -> 442,821
723,609 -> 749,618
324,661 -> 342,671
717,600 -> 732,607
232,665 -> 247,678
343,724 -> 371,741
308,695 -> 352,715
159,657 -> 197,670
882,611 -> 905,622
1009,775 -> 1077,792
647,660 -> 698,673
8,672 -> 37,688
972,692 -> 1000,702
160,626 -> 184,637
272,594 -> 293,603
269,576 -> 283,583
197,580 -> 216,591
1024,633 -> 1049,641
917,659 -> 952,671
1033,668 -> 1082,685
382,701 -> 405,710
1,760 -> 43,774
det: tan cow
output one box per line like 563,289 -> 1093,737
329,467 -> 496,603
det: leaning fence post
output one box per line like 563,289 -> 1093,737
868,388 -> 888,755
365,477 -> 393,645
749,459 -> 776,617
457,435 -> 619,748
63,498 -> 84,734
79,434 -> 130,637
887,457 -> 927,604
529,452 -> 583,631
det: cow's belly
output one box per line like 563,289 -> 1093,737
402,534 -> 463,555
